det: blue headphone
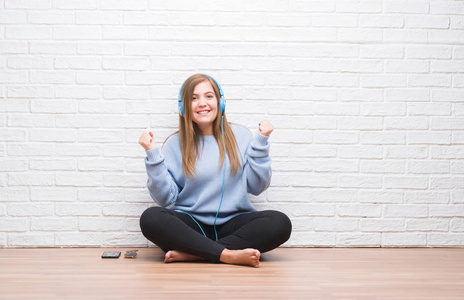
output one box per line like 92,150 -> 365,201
177,74 -> 225,117
175,74 -> 227,241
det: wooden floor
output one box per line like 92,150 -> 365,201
1,248 -> 464,299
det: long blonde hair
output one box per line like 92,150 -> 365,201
177,74 -> 241,178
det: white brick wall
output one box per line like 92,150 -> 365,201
1,0 -> 464,248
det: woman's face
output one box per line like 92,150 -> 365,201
190,80 -> 218,135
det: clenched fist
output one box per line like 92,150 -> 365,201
139,130 -> 157,150
258,120 -> 273,137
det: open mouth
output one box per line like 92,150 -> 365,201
197,110 -> 210,115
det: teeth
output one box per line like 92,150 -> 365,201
198,111 -> 209,115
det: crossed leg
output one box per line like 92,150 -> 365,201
139,207 -> 291,268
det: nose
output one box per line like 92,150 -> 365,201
198,96 -> 207,106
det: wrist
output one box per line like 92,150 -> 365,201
146,147 -> 162,162
255,132 -> 270,144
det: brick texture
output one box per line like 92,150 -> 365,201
1,0 -> 464,248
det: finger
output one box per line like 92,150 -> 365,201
142,135 -> 151,143
259,120 -> 269,130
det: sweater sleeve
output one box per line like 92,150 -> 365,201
245,132 -> 272,195
144,147 -> 180,207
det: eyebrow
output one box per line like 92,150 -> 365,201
192,91 -> 214,96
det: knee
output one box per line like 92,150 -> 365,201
139,206 -> 167,233
265,210 -> 292,243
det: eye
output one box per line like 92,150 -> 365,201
207,95 -> 213,99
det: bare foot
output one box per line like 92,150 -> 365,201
164,250 -> 205,263
219,248 -> 261,268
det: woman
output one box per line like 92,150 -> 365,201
139,74 -> 291,267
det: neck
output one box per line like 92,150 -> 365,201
198,125 -> 213,136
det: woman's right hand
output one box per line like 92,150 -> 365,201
139,131 -> 157,150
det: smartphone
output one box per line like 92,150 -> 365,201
101,251 -> 121,259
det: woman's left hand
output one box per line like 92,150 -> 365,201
258,120 -> 273,137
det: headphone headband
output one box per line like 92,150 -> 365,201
177,74 -> 225,117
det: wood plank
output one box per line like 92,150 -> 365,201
0,248 -> 463,299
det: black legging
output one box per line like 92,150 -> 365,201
139,207 -> 292,261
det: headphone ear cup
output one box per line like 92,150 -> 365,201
178,100 -> 184,117
178,77 -> 188,117
219,97 -> 225,114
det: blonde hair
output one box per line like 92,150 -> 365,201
177,74 -> 241,178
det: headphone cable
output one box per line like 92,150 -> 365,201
213,115 -> 226,241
